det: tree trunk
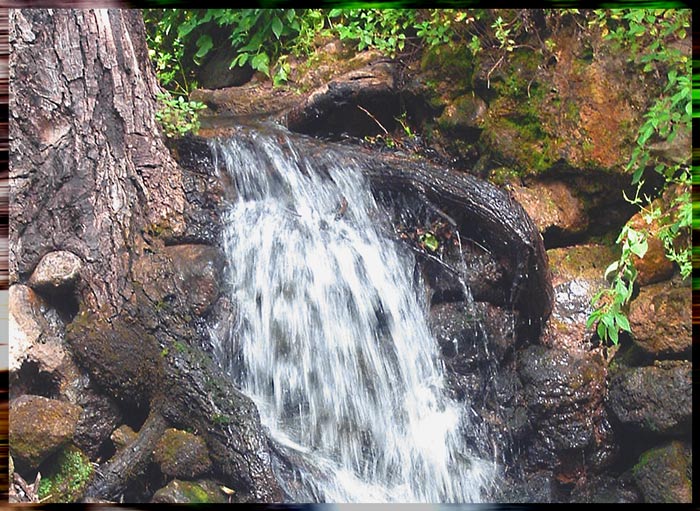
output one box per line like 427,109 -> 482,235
10,9 -> 186,315
10,9 -> 282,502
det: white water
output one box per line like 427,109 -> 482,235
210,128 -> 497,502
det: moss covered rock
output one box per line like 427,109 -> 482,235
110,424 -> 137,451
153,428 -> 213,479
151,479 -> 226,503
37,444 -> 93,503
10,395 -> 82,469
632,441 -> 691,503
436,93 -> 487,139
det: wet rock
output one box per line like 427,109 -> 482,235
286,61 -> 400,138
28,250 -> 82,292
151,479 -> 226,504
423,240 -> 508,307
72,386 -> 122,460
110,425 -> 137,451
542,244 -> 618,352
628,280 -> 691,357
8,284 -> 65,373
632,441 -> 692,503
165,245 -> 225,316
430,300 -> 515,365
204,295 -> 238,372
569,471 -> 642,503
157,343 -> 283,501
10,395 -> 82,468
607,360 -> 691,436
132,244 -> 225,319
66,312 -> 163,407
36,444 -> 93,503
517,346 -> 609,468
497,470 -> 565,503
510,180 -> 589,246
153,428 -> 213,480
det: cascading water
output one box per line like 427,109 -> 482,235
209,127 -> 498,502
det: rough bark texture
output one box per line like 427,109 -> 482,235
10,9 -> 282,502
10,9 -> 186,315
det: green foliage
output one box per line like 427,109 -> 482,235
155,92 -> 206,138
587,8 -> 691,345
143,9 -> 493,92
37,445 -> 93,503
586,225 -> 646,345
331,9 -> 415,56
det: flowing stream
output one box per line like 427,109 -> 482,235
209,127 -> 497,502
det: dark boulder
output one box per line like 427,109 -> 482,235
607,360 -> 691,436
517,346 -> 613,473
569,471 -> 642,503
632,441 -> 692,503
66,312 -> 164,407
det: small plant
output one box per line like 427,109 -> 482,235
396,112 -> 417,140
586,225 -> 646,345
155,92 -> 206,138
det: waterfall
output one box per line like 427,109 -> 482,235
209,127 -> 498,503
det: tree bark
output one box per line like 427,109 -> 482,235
10,9 -> 186,316
10,9 -> 282,502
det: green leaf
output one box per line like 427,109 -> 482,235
251,52 -> 270,76
271,17 -> 283,39
604,261 -> 619,281
586,312 -> 598,329
616,313 -> 631,333
631,166 -> 644,185
629,238 -> 648,258
195,35 -> 213,59
596,321 -> 606,341
419,232 -> 439,252
609,325 -> 619,345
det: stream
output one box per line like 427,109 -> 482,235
208,127 -> 498,502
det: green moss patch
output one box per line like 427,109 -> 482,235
37,444 -> 93,503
